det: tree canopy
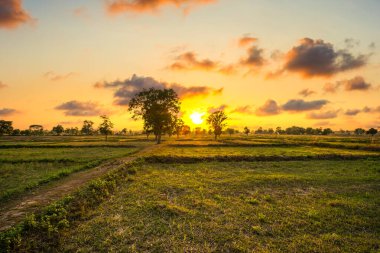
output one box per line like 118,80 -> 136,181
128,88 -> 181,144
207,110 -> 227,140
98,115 -> 114,141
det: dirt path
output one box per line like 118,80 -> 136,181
0,144 -> 158,232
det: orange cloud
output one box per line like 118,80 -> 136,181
106,0 -> 216,14
231,105 -> 254,115
0,0 -> 34,29
169,51 -> 235,75
238,36 -> 258,47
0,81 -> 8,89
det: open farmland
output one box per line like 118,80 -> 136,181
0,135 -> 379,252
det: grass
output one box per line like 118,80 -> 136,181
0,147 -> 138,202
0,135 -> 379,252
152,145 -> 380,157
58,160 -> 380,252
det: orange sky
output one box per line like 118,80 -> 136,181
0,0 -> 379,131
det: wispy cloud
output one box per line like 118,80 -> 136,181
298,89 -> 316,97
55,101 -> 109,116
106,0 -> 216,15
0,81 -> 8,89
307,110 -> 339,119
0,108 -> 18,116
44,71 -> 77,82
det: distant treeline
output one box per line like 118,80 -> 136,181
0,119 -> 378,137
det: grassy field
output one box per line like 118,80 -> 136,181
0,135 -> 379,252
59,160 -> 380,252
0,138 -> 142,202
153,145 -> 380,157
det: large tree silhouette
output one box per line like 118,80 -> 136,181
207,110 -> 227,140
128,88 -> 181,144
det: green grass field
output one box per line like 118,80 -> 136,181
59,160 -> 380,252
0,143 -> 139,202
0,135 -> 379,252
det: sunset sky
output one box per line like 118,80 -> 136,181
1,0 -> 379,131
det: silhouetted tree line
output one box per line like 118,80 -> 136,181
1,88 -> 379,141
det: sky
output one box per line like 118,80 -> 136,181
0,0 -> 380,131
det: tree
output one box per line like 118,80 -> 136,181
128,88 -> 181,144
255,127 -> 263,134
174,118 -> 184,138
52,125 -> 64,135
0,120 -> 13,136
12,129 -> 21,136
207,111 -> 227,140
366,128 -> 378,136
182,125 -> 191,135
29,125 -> 43,135
81,120 -> 94,135
120,128 -> 128,135
354,128 -> 365,135
98,115 -> 114,141
322,128 -> 333,135
226,128 -> 235,136
243,126 -> 250,136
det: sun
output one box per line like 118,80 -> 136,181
190,112 -> 205,125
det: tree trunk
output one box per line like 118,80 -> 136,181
214,134 -> 217,140
157,134 -> 162,144
105,134 -> 108,141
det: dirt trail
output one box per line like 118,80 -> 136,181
0,144 -> 158,232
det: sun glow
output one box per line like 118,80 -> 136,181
190,112 -> 205,125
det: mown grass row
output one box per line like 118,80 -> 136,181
0,159 -> 141,252
145,154 -> 380,164
0,144 -> 138,149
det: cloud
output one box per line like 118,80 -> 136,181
238,36 -> 258,47
0,81 -> 8,89
282,38 -> 369,78
231,105 -> 254,115
343,76 -> 371,91
0,108 -> 17,116
44,71 -> 77,81
324,76 -> 372,93
55,101 -> 108,116
298,88 -> 316,97
106,0 -> 216,15
282,99 -> 328,112
362,106 -> 380,113
345,109 -> 361,116
73,7 -> 89,19
323,82 -> 339,93
207,104 -> 228,114
255,99 -> 281,116
240,45 -> 265,68
168,51 -> 235,75
95,74 -> 222,105
0,0 -> 34,29
307,110 -> 338,119
169,51 -> 218,71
